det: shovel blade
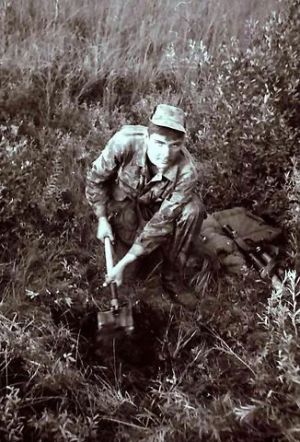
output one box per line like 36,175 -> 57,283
97,302 -> 134,335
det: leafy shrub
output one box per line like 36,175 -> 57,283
182,1 -> 299,221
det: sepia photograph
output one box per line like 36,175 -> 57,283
0,0 -> 299,440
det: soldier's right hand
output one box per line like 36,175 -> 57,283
97,217 -> 114,243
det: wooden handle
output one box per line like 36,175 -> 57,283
104,237 -> 119,308
104,237 -> 114,273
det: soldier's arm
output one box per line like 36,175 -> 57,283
106,172 -> 198,282
105,163 -> 199,285
128,170 -> 198,257
85,131 -> 128,218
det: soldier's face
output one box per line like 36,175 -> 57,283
146,133 -> 183,170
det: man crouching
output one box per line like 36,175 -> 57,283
85,104 -> 206,307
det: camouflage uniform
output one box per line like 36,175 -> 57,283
86,124 -> 205,280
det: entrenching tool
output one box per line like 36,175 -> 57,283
97,237 -> 134,335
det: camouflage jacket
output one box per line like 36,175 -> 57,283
86,125 -> 200,255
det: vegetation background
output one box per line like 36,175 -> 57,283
0,0 -> 299,440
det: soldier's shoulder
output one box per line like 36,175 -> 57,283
180,147 -> 199,181
109,125 -> 147,151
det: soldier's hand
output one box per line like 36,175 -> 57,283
104,261 -> 125,287
97,217 -> 114,243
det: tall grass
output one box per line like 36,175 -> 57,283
1,0 -> 279,104
1,0 -> 300,440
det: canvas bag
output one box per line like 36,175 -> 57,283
196,207 -> 281,275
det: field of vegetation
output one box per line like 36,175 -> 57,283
0,0 -> 299,440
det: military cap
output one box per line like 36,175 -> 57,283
150,104 -> 186,134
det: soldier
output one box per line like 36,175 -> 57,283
86,104 -> 206,307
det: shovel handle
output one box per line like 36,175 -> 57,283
104,237 -> 119,308
104,237 -> 114,273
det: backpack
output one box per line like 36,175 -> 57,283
189,207 -> 281,276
